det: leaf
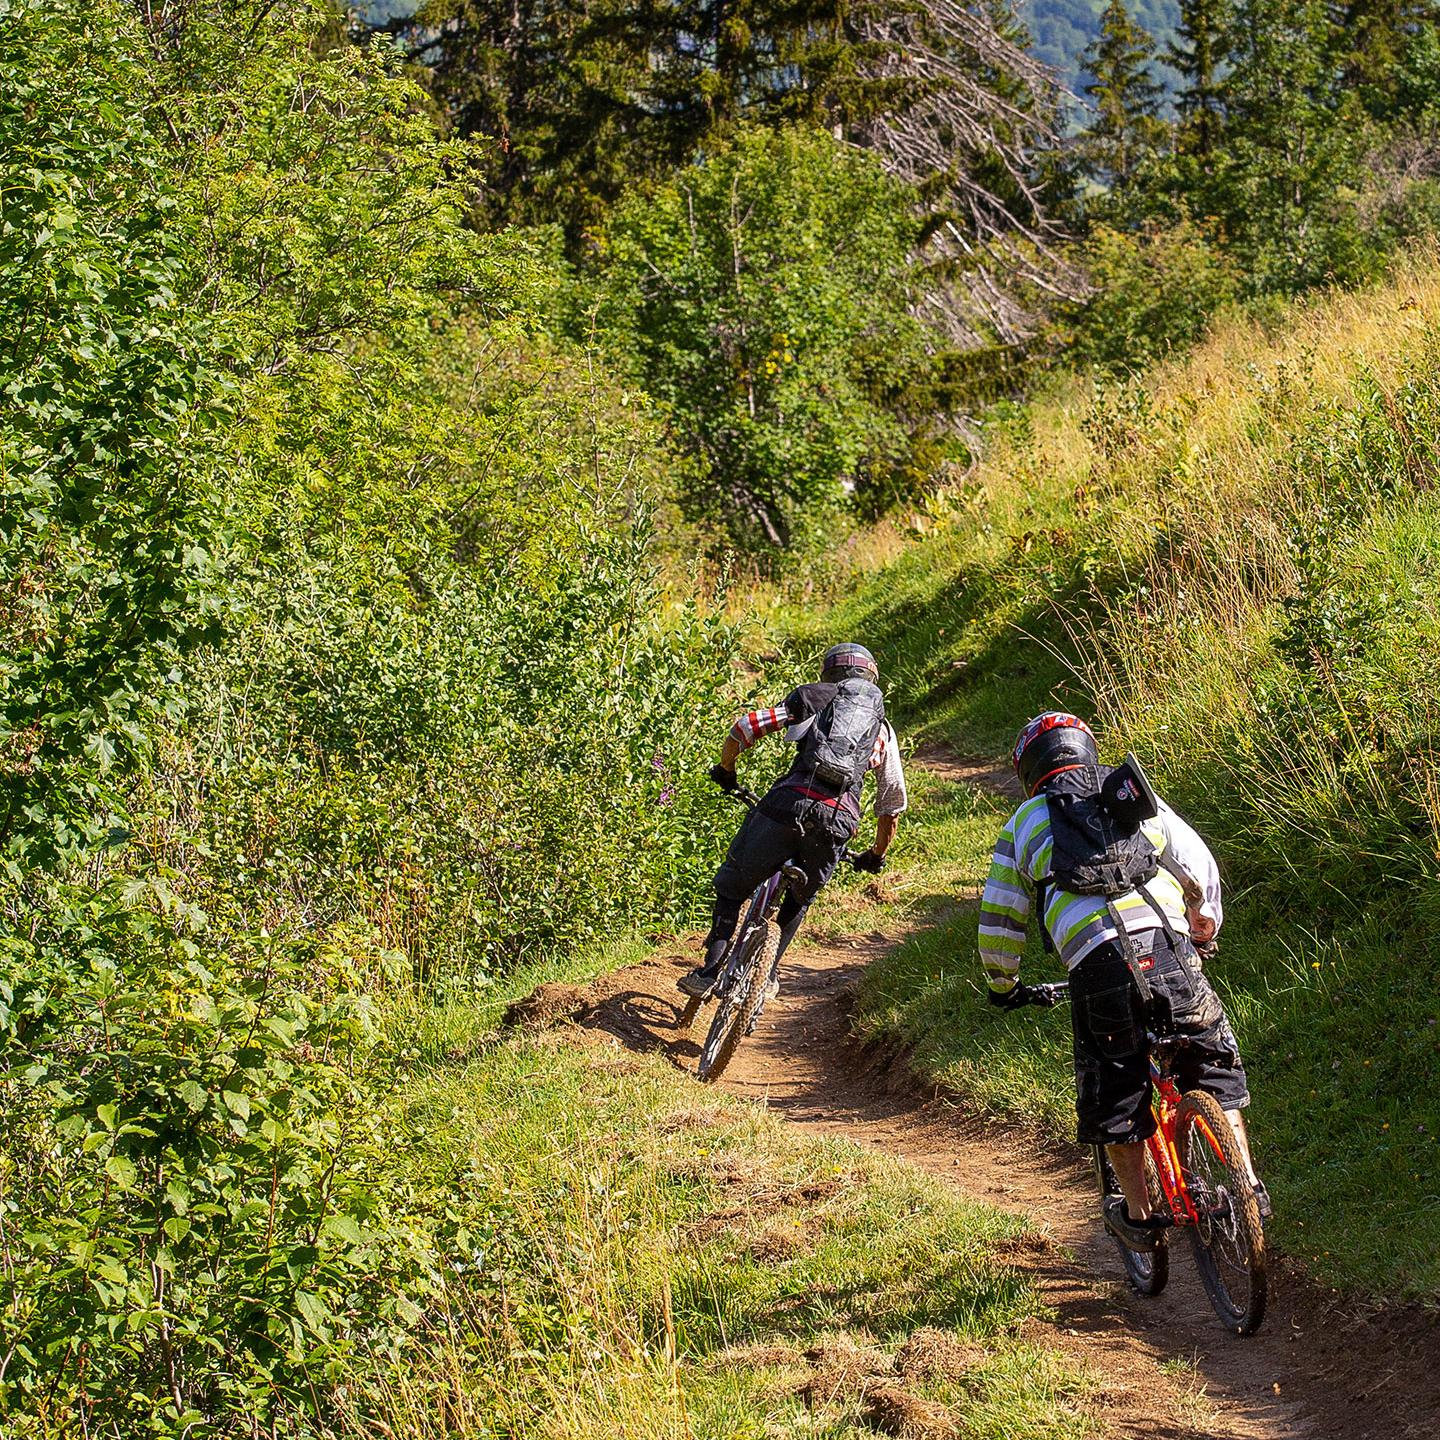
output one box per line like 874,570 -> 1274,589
222,1090 -> 251,1120
294,1291 -> 331,1333
321,1214 -> 363,1246
105,1154 -> 137,1190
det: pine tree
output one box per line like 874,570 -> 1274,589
1335,0 -> 1440,117
1079,0 -> 1167,195
1166,0 -> 1231,159
374,0 -> 1078,331
1212,0 -> 1361,290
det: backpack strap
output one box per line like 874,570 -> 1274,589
1105,899 -> 1153,1008
1035,878 -> 1055,955
1136,881 -> 1182,948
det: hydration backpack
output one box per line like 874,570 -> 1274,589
1039,759 -> 1188,1004
794,678 -> 885,797
1046,767 -> 1161,898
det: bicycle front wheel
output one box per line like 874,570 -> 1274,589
696,921 -> 778,1083
1092,1145 -> 1170,1296
1175,1090 -> 1267,1335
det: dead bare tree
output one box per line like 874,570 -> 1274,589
850,0 -> 1086,349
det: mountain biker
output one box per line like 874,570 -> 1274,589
678,643 -> 908,1000
978,712 -> 1270,1249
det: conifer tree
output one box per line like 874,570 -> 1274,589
1336,0 -> 1440,117
1166,0 -> 1231,159
1079,0 -> 1167,195
1212,0 -> 1361,289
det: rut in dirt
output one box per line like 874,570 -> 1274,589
532,937 -> 1440,1440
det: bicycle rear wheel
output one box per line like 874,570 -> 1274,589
1175,1090 -> 1267,1335
696,921 -> 778,1082
676,994 -> 704,1032
1092,1145 -> 1170,1296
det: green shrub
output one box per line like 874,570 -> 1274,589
0,2 -> 744,1429
593,126 -> 944,557
1058,220 -> 1240,372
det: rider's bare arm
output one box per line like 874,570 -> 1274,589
717,733 -> 742,772
874,813 -> 899,855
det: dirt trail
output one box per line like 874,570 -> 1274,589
512,754 -> 1440,1439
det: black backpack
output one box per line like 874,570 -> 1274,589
793,678 -> 884,797
1046,772 -> 1161,898
1040,762 -> 1188,1004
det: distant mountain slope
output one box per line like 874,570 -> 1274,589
1021,0 -> 1180,99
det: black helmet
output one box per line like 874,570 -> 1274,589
1012,712 -> 1098,796
820,642 -> 879,683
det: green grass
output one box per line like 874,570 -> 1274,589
345,1028 -> 1097,1439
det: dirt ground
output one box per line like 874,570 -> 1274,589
510,930 -> 1440,1440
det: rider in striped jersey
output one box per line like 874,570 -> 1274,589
979,712 -> 1269,1245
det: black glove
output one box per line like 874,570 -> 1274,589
852,850 -> 885,874
709,763 -> 738,792
1194,939 -> 1218,963
987,982 -> 1032,1011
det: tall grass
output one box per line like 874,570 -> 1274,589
808,250 -> 1440,1298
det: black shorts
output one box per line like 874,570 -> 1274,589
712,805 -> 845,908
1069,930 -> 1250,1147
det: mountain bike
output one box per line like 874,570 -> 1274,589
1020,980 -> 1267,1335
677,787 -> 855,1083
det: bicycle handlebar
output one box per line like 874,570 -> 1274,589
1022,980 -> 1070,1007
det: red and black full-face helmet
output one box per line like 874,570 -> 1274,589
1012,712 -> 1098,796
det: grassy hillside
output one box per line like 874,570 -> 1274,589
783,251 -> 1440,1298
275,955 -> 1096,1440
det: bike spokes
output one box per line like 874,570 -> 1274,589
1176,1092 -> 1266,1335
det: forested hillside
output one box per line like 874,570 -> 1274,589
1023,0 -> 1179,93
6,0 -> 1440,1436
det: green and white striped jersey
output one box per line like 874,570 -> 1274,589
978,793 -> 1222,994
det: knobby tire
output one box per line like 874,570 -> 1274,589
1093,1145 -> 1170,1297
697,920 -> 779,1083
1175,1089 -> 1267,1335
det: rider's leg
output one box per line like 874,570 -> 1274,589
773,832 -> 844,961
683,809 -> 794,989
1106,1141 -> 1154,1220
1071,945 -> 1156,1223
1225,1109 -> 1260,1186
699,894 -> 744,973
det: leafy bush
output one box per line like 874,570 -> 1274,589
593,126 -> 945,557
1,2 -> 744,1430
1057,220 -> 1240,371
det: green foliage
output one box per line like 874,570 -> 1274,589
1059,220 -> 1239,368
1210,0 -> 1368,293
0,0 -> 225,877
1,1 -> 744,1430
1078,0 -> 1166,194
1023,0 -> 1182,95
594,126 -> 943,556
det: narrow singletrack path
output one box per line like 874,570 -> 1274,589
518,755 -> 1440,1439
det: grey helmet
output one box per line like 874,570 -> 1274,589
820,642 -> 879,683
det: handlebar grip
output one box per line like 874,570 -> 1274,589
1026,981 -> 1070,1007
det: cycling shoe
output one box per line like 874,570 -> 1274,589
1102,1195 -> 1173,1251
678,968 -> 718,1000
